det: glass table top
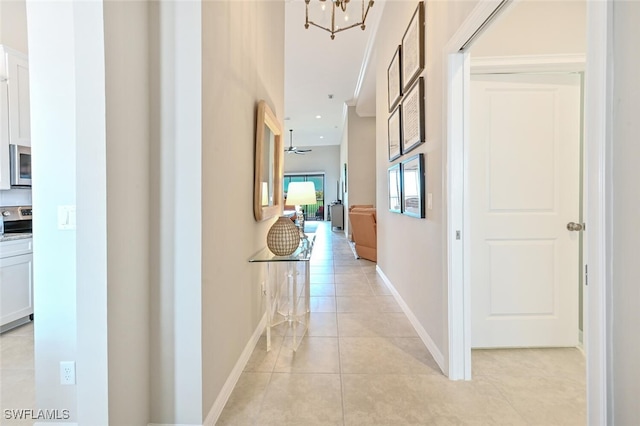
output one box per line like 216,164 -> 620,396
248,233 -> 315,262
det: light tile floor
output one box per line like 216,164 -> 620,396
0,321 -> 35,426
218,222 -> 586,425
0,222 -> 586,425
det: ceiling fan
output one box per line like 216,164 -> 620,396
285,129 -> 312,155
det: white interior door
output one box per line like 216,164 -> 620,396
470,73 -> 581,348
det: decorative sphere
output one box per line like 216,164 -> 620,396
267,216 -> 301,256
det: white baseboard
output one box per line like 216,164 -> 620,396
376,266 -> 446,373
201,313 -> 267,426
577,330 -> 585,356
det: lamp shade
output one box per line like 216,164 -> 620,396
286,182 -> 317,206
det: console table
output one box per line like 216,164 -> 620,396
249,234 -> 315,352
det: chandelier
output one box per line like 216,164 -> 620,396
305,0 -> 375,40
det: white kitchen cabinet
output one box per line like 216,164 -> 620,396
0,45 -> 30,191
0,74 -> 9,190
0,47 -> 10,190
4,46 -> 30,147
0,238 -> 33,328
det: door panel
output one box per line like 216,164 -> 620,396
488,91 -> 557,211
471,73 -> 581,348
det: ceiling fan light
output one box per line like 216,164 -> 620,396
286,129 -> 313,155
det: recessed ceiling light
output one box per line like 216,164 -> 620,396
320,136 -> 324,139
316,115 -> 322,119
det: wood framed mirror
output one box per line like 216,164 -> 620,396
254,100 -> 284,221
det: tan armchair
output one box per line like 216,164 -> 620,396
349,207 -> 377,262
349,204 -> 374,210
348,204 -> 374,241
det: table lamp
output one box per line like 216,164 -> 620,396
285,181 -> 316,235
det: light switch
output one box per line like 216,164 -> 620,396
427,193 -> 433,210
58,205 -> 77,230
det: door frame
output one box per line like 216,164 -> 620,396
444,1 -> 612,424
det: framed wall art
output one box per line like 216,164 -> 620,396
401,153 -> 425,218
387,45 -> 402,112
388,163 -> 402,213
401,2 -> 425,93
401,77 -> 425,154
343,163 -> 348,193
388,104 -> 402,161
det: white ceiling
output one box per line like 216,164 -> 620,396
284,0 -> 382,148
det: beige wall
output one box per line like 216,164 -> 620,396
471,0 -> 586,57
202,0 -> 284,419
0,0 -> 28,52
611,1 -> 640,422
104,1 -> 150,424
346,107 -> 376,206
374,1 -> 478,368
343,106 -> 375,237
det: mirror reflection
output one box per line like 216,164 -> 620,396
254,100 -> 283,221
260,125 -> 275,207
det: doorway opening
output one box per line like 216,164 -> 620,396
445,0 -> 610,423
284,173 -> 325,221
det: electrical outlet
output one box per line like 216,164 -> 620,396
60,361 -> 76,385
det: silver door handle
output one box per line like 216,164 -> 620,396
567,222 -> 584,231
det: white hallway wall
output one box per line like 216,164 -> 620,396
611,1 -> 640,423
27,0 -> 153,423
148,1 -> 203,423
27,0 -> 113,422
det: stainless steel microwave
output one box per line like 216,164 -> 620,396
9,144 -> 31,187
